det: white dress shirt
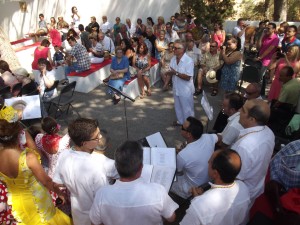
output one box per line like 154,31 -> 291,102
53,148 -> 109,225
171,134 -> 217,198
89,178 -> 178,225
180,180 -> 250,225
221,112 -> 244,146
231,126 -> 275,203
165,30 -> 180,43
170,53 -> 195,97
100,21 -> 112,34
100,35 -> 115,53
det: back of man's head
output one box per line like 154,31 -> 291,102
78,24 -> 84,31
212,149 -> 241,183
225,92 -> 244,112
186,116 -> 203,140
247,99 -> 270,126
115,141 -> 143,178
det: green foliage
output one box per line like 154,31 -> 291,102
180,0 -> 235,26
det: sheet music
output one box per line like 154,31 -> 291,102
5,95 -> 41,120
143,147 -> 151,164
151,147 -> 176,168
201,91 -> 213,121
146,132 -> 167,148
151,166 -> 176,191
141,164 -> 153,183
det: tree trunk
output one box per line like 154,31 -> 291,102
273,0 -> 287,21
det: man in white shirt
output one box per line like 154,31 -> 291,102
170,116 -> 217,199
185,39 -> 202,94
125,18 -> 136,37
89,141 -> 178,225
231,99 -> 275,204
98,31 -> 115,54
100,16 -> 111,36
232,18 -> 249,51
165,22 -> 179,43
167,39 -> 195,125
53,118 -> 110,225
218,92 -> 244,149
180,149 -> 250,225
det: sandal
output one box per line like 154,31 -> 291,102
146,90 -> 151,96
211,89 -> 218,96
140,92 -> 146,99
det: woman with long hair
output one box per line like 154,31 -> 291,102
132,43 -> 152,98
211,21 -> 226,48
0,119 -> 72,224
268,45 -> 300,102
219,37 -> 243,93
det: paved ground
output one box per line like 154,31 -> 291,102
50,80 -> 224,159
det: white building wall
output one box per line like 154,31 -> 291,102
0,0 -> 180,41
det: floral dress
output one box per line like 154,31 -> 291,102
0,148 -> 72,224
135,54 -> 150,76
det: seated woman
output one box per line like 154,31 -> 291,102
161,42 -> 174,91
31,39 -> 53,81
36,58 -> 57,102
0,60 -> 19,90
155,30 -> 169,60
120,39 -> 135,66
0,119 -> 72,224
88,33 -> 104,64
153,16 -> 166,38
219,37 -> 243,93
135,18 -> 146,36
107,47 -> 130,105
13,67 -> 37,96
61,28 -> 82,54
132,43 -> 152,98
115,24 -> 130,47
268,45 -> 300,102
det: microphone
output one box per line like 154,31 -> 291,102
103,82 -> 135,102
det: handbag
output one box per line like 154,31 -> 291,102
110,72 -> 124,80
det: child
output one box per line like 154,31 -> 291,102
53,45 -> 65,67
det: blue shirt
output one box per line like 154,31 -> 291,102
111,56 -> 130,80
281,38 -> 300,53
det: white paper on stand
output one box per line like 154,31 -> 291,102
201,90 -> 213,121
146,132 -> 167,148
142,147 -> 176,191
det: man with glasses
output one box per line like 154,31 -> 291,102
54,118 -> 111,225
170,116 -> 218,199
167,39 -> 194,126
196,41 -> 221,96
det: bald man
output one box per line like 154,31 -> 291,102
180,150 -> 250,225
231,99 -> 275,204
244,83 -> 262,100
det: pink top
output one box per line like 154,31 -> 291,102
49,29 -> 62,47
31,47 -> 49,70
268,58 -> 297,101
213,32 -> 224,48
260,33 -> 279,66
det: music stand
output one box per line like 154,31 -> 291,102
104,83 -> 135,140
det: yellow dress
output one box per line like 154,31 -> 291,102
0,148 -> 72,225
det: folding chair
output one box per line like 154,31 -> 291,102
238,62 -> 262,92
0,86 -> 12,99
42,80 -> 59,111
48,81 -> 80,118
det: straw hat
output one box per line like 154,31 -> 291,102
206,70 -> 218,84
12,68 -> 29,77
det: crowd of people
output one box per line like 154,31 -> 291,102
1,6 -> 300,225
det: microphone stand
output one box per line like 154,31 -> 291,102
104,83 -> 135,140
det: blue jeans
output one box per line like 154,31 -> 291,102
64,62 -> 86,79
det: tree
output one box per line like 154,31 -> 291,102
180,0 -> 235,26
273,0 -> 287,21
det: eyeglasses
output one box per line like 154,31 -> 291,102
181,125 -> 189,132
173,47 -> 182,50
88,132 -> 102,142
210,45 -> 217,48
